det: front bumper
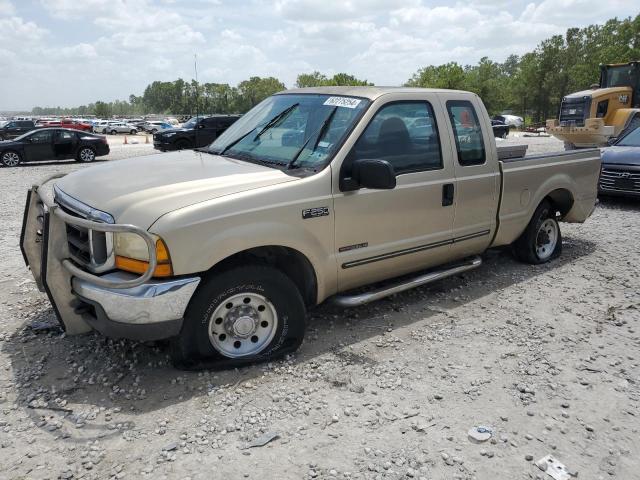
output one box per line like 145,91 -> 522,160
546,119 -> 614,147
73,272 -> 199,341
20,176 -> 200,341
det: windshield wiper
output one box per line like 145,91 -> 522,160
287,106 -> 338,170
216,103 -> 300,157
253,103 -> 299,142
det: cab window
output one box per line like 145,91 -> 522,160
446,100 -> 486,166
29,130 -> 53,143
350,101 -> 442,174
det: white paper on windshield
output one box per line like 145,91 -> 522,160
323,97 -> 362,109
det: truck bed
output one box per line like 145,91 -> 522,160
492,149 -> 601,247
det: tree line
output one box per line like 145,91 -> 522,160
31,14 -> 639,123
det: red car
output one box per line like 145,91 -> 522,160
39,119 -> 93,131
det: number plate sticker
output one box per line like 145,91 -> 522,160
323,97 -> 362,109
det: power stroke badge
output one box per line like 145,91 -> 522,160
302,207 -> 329,219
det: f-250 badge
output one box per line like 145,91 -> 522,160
302,207 -> 329,219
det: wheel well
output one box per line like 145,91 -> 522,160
206,246 -> 318,307
545,189 -> 574,218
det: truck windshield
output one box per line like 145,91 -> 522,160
209,94 -> 370,170
602,65 -> 636,88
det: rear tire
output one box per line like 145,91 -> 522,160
512,200 -> 562,264
501,131 -> 508,139
77,147 -> 96,163
110,130 -> 117,135
1,150 -> 21,167
170,265 -> 306,369
130,129 -> 137,135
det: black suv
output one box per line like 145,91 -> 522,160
153,115 -> 241,151
0,120 -> 36,140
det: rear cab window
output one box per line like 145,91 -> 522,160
446,100 -> 486,166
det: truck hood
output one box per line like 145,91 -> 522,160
55,150 -> 298,227
601,146 -> 640,167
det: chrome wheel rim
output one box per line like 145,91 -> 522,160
80,148 -> 95,162
208,292 -> 278,358
536,218 -> 558,260
3,152 -> 19,166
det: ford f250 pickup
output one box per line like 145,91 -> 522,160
21,87 -> 601,368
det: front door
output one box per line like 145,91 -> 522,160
23,130 -> 55,161
333,95 -> 457,291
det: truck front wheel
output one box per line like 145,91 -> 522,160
512,200 -> 562,264
170,265 -> 306,369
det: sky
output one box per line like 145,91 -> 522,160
0,0 -> 637,110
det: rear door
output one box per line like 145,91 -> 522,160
53,130 -> 77,158
23,129 -> 55,161
441,95 -> 499,258
333,93 -> 457,291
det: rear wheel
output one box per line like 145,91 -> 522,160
151,128 -> 158,134
501,130 -> 508,139
110,130 -> 117,135
170,265 -> 306,369
512,200 -> 562,264
1,150 -> 21,167
77,147 -> 96,163
130,129 -> 137,135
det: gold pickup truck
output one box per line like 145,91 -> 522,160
21,87 -> 600,368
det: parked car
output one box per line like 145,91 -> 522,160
494,114 -> 524,128
0,128 -> 109,167
92,120 -> 113,134
39,119 -> 93,132
0,120 -> 36,140
105,122 -> 138,135
599,126 -> 640,198
21,87 -> 599,368
153,115 -> 241,151
144,121 -> 173,134
491,119 -> 510,138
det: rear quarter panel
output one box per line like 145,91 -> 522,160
492,149 -> 600,247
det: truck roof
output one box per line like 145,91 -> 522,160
280,86 -> 474,100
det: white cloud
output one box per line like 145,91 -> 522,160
0,0 -> 14,15
1,0 -> 638,110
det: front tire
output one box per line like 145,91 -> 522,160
130,129 -> 137,135
1,150 -> 21,167
512,200 -> 562,264
170,265 -> 306,369
77,147 -> 96,163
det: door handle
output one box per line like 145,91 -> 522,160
442,183 -> 454,206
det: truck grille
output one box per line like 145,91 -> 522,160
599,168 -> 640,194
54,187 -> 115,273
559,97 -> 591,127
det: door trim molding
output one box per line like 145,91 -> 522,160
341,229 -> 490,269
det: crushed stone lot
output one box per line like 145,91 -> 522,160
1,137 -> 639,480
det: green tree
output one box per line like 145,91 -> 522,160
93,101 -> 112,118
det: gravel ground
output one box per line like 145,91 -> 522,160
0,137 -> 639,480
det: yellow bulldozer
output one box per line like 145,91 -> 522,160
547,61 -> 640,149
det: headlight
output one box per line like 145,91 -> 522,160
114,232 -> 173,277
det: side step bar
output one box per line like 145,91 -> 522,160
329,256 -> 482,308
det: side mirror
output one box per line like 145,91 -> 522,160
346,158 -> 396,190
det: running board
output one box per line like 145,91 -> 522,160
329,256 -> 482,308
